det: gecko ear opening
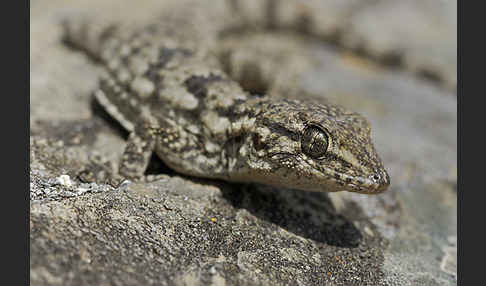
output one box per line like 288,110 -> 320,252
251,133 -> 267,151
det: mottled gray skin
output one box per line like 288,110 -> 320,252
63,16 -> 390,194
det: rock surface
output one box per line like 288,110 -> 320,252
30,1 -> 457,285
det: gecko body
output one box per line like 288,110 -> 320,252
63,13 -> 390,194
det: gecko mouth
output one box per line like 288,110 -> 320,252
294,155 -> 391,194
265,153 -> 390,194
338,170 -> 390,194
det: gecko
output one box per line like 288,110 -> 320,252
62,7 -> 390,194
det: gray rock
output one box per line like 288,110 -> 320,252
343,0 -> 457,90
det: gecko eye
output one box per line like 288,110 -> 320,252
301,124 -> 329,159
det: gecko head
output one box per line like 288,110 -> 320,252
241,99 -> 390,194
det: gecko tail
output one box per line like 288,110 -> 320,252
61,14 -> 120,62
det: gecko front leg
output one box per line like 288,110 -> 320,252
119,124 -> 157,181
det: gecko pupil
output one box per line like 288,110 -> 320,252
301,125 -> 329,159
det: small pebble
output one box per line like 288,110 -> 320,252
56,174 -> 73,188
76,187 -> 89,194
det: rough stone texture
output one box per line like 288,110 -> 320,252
30,1 -> 457,285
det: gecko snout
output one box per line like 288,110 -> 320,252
369,170 -> 391,193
